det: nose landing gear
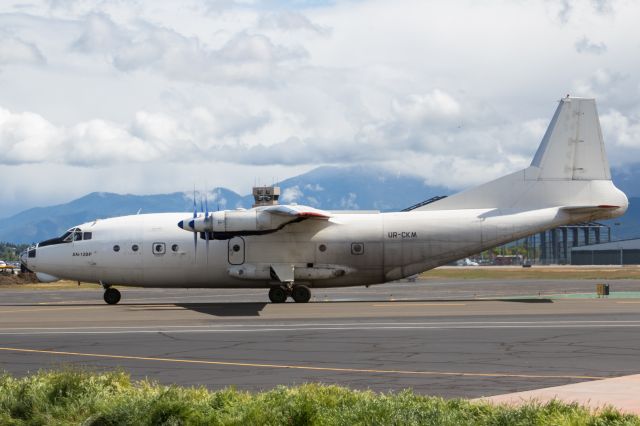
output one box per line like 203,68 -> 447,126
103,287 -> 121,305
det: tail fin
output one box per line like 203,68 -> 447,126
417,97 -> 627,214
531,97 -> 610,180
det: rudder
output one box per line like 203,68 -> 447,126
530,97 -> 611,180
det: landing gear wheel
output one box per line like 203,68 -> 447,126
268,287 -> 287,303
103,288 -> 121,305
291,285 -> 311,303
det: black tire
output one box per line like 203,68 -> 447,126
103,288 -> 121,305
291,285 -> 311,303
268,287 -> 287,303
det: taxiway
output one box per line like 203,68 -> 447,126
0,279 -> 639,398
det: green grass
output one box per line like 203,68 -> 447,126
424,266 -> 640,281
0,370 -> 638,425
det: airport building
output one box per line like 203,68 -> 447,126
526,222 -> 612,265
571,238 -> 640,265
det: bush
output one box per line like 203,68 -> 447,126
0,370 -> 638,425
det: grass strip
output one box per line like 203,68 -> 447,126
0,370 -> 638,425
423,267 -> 640,280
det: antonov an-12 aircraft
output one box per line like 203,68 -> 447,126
21,97 -> 628,304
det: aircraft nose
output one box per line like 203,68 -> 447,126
19,249 -> 32,272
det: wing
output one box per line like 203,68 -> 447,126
260,204 -> 332,220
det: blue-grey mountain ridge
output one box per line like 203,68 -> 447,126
1,166 -> 637,244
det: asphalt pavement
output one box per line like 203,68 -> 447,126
0,278 -> 639,398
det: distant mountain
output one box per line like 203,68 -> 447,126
602,197 -> 640,241
0,166 -> 448,244
2,164 -> 636,244
612,166 -> 640,198
606,166 -> 639,240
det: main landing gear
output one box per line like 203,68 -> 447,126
268,285 -> 311,303
103,287 -> 121,305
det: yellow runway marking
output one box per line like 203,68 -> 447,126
372,303 -> 467,307
0,346 -> 604,380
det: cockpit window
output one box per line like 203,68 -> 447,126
83,232 -> 92,240
39,227 -> 86,247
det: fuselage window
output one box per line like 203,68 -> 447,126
351,242 -> 364,255
171,244 -> 179,252
132,244 -> 139,252
153,242 -> 166,255
83,232 -> 92,240
113,245 -> 120,252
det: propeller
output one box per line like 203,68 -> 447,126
192,188 -> 198,257
176,187 -> 215,264
205,193 -> 211,262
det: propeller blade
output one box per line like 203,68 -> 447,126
205,230 -> 210,264
205,192 -> 210,263
193,188 -> 198,257
193,188 -> 197,218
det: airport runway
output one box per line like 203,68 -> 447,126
1,279 -> 639,398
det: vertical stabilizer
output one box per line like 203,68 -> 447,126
416,97 -> 626,212
530,97 -> 611,180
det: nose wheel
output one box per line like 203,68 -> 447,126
103,287 -> 121,305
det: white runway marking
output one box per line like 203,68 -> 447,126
1,320 -> 640,335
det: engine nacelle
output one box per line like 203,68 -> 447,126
207,210 -> 286,233
179,210 -> 292,235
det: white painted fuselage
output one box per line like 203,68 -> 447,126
24,199 -> 626,289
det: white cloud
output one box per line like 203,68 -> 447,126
340,192 -> 358,209
304,183 -> 324,191
258,11 -> 328,34
281,185 -> 303,203
575,36 -> 607,55
0,36 -> 46,65
391,90 -> 461,125
0,107 -> 160,166
0,108 -> 60,164
601,109 -> 640,149
72,13 -> 126,53
0,0 -> 639,214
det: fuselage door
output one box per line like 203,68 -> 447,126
228,237 -> 245,265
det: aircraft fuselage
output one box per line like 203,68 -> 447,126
23,205 -> 616,289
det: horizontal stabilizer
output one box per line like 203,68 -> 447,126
560,205 -> 621,214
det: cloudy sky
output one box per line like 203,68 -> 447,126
1,0 -> 639,217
